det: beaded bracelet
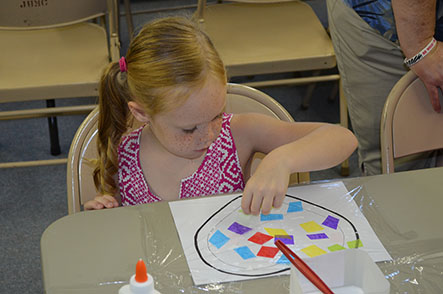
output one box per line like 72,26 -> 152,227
404,37 -> 437,67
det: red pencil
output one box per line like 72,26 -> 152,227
275,240 -> 334,294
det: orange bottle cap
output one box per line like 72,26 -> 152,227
135,259 -> 148,283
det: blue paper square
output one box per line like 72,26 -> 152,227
260,213 -> 284,221
209,230 -> 230,249
234,246 -> 256,260
287,201 -> 303,213
277,254 -> 290,264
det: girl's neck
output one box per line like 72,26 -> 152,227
138,126 -> 207,200
142,125 -> 206,171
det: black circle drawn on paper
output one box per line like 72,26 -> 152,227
193,194 -> 360,277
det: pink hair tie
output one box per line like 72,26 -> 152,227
119,56 -> 128,73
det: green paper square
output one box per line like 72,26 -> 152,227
328,244 -> 346,252
347,240 -> 364,248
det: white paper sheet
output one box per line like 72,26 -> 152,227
169,181 -> 391,285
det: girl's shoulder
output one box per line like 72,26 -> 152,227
228,113 -> 278,160
229,112 -> 274,130
229,112 -> 295,144
229,113 -> 270,143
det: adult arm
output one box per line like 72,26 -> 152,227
392,0 -> 442,112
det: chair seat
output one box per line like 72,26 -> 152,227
202,1 -> 336,76
0,22 -> 109,102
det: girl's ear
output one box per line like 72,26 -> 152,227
128,101 -> 151,123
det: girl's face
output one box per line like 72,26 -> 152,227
148,76 -> 226,159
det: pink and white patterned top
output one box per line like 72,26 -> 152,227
118,113 -> 245,206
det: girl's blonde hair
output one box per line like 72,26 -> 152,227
93,16 -> 226,195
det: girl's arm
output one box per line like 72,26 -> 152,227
85,167 -> 121,210
84,194 -> 120,210
232,113 -> 358,215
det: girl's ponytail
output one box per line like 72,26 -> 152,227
93,62 -> 131,195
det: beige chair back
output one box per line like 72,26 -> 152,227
380,71 -> 443,173
195,0 -> 335,77
67,83 -> 309,214
0,0 -> 113,29
0,0 -> 119,168
195,0 -> 350,176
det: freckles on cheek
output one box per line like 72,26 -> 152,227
174,134 -> 193,151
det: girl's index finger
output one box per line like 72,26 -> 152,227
250,192 -> 264,216
261,194 -> 274,215
241,187 -> 253,215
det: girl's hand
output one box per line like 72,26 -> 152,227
241,154 -> 290,215
84,194 -> 120,210
232,113 -> 357,215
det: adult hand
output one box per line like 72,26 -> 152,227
411,42 -> 443,113
84,194 -> 120,210
241,154 -> 290,215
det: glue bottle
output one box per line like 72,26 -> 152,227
119,259 -> 161,294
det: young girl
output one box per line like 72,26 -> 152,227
85,16 -> 357,215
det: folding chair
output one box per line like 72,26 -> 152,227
0,0 -> 120,168
380,71 -> 443,173
195,0 -> 349,175
67,83 -> 310,214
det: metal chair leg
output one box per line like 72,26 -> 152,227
46,99 -> 61,156
301,70 -> 321,109
339,81 -> 350,176
123,0 -> 134,39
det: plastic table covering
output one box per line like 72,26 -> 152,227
41,167 -> 443,293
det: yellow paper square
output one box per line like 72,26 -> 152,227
299,221 -> 324,233
301,245 -> 327,257
264,228 -> 288,237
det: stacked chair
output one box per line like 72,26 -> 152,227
0,0 -> 120,168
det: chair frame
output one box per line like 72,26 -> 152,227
67,83 -> 310,214
380,70 -> 443,173
195,0 -> 339,85
0,0 -> 120,168
195,0 -> 349,175
111,0 -> 350,175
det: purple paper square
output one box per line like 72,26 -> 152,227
228,222 -> 252,235
322,215 -> 339,230
307,233 -> 329,240
274,235 -> 294,245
